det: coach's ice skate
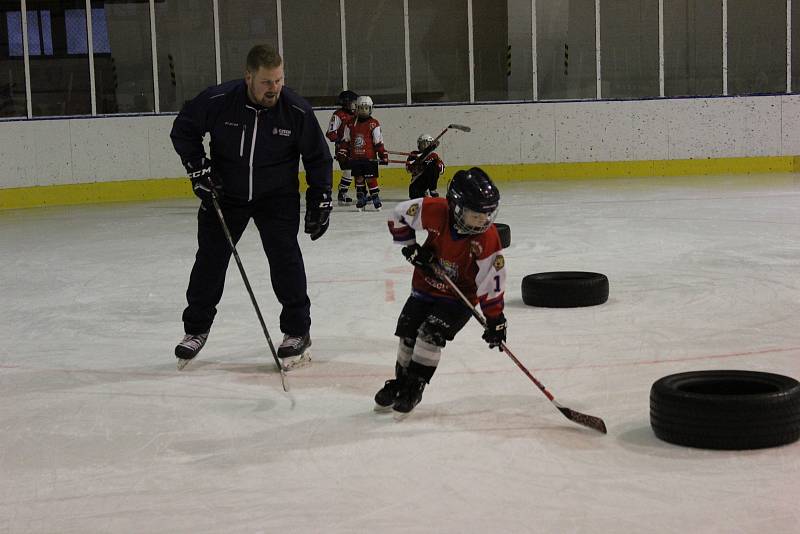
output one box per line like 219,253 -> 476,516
175,331 -> 209,370
277,332 -> 312,371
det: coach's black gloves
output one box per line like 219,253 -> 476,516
186,158 -> 223,202
402,244 -> 435,271
482,313 -> 507,351
304,188 -> 333,241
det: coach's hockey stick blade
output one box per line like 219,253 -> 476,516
448,124 -> 471,132
279,369 -> 289,392
556,404 -> 607,434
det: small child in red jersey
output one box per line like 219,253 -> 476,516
326,90 -> 358,206
378,167 -> 507,418
405,134 -> 445,199
337,95 -> 389,211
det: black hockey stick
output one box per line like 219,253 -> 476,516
414,124 -> 471,161
209,192 -> 289,392
430,264 -> 607,434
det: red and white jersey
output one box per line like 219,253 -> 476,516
388,197 -> 506,318
341,117 -> 385,161
326,109 -> 353,144
405,150 -> 445,177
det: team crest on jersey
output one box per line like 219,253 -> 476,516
354,135 -> 366,148
406,204 -> 419,217
494,255 -> 505,270
272,127 -> 292,137
470,240 -> 483,257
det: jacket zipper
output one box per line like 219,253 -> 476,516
244,105 -> 260,202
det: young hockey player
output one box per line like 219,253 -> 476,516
337,95 -> 389,211
406,133 -> 445,199
378,167 -> 507,418
327,90 -> 358,206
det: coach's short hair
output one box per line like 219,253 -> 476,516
246,44 -> 282,71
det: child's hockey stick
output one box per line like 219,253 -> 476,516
430,264 -> 607,434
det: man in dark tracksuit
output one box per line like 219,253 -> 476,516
170,44 -> 332,370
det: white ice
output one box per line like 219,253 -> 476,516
1,175 -> 799,533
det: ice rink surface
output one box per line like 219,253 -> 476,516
2,174 -> 799,533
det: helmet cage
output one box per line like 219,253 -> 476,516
356,96 -> 373,118
417,134 -> 434,152
451,204 -> 498,234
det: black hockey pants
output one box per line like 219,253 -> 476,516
408,165 -> 441,199
182,192 -> 311,336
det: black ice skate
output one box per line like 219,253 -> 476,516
356,191 -> 368,212
393,376 -> 427,420
374,365 -> 408,412
175,331 -> 209,370
371,194 -> 382,211
277,332 -> 312,371
338,190 -> 353,206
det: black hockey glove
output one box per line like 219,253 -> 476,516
186,158 -> 223,202
304,189 -> 333,241
482,313 -> 507,351
402,243 -> 435,271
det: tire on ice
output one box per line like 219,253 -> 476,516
650,370 -> 800,450
521,271 -> 608,308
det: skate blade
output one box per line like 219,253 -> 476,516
373,403 -> 394,413
279,350 -> 311,372
176,357 -> 194,371
392,409 -> 414,421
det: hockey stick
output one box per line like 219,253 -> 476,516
411,124 -> 471,161
429,264 -> 607,434
386,150 -> 412,156
209,192 -> 289,392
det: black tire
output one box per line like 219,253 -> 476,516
650,370 -> 800,450
494,223 -> 511,248
521,272 -> 608,308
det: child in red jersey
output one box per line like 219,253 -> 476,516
378,167 -> 507,418
326,90 -> 358,206
337,95 -> 389,211
405,133 -> 445,199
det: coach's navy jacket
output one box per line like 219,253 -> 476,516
170,80 -> 332,202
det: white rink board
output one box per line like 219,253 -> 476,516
0,94 -> 798,189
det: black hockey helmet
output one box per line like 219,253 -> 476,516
446,167 -> 500,234
337,90 -> 359,112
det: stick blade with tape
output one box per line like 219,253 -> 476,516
448,124 -> 471,132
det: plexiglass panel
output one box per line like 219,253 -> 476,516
728,0 -> 786,95
664,0 -> 723,97
345,0 -> 406,105
93,2 -> 154,114
154,0 -> 215,113
218,0 -> 278,84
537,0 -> 596,100
0,0 -> 27,117
409,0 -> 469,103
599,0 -> 659,99
26,0 -> 91,116
282,0 -> 341,106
